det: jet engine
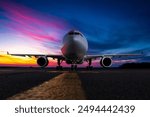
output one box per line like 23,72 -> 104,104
100,57 -> 112,67
37,56 -> 49,67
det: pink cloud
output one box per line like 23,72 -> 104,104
0,2 -> 70,43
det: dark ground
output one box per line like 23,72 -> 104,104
0,68 -> 61,99
78,69 -> 150,99
0,68 -> 149,100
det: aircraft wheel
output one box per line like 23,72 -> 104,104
71,65 -> 74,70
74,65 -> 77,70
86,66 -> 93,70
56,66 -> 63,70
71,65 -> 77,70
89,66 -> 93,70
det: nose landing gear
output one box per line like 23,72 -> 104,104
71,64 -> 77,70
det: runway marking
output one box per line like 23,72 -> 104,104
8,72 -> 86,100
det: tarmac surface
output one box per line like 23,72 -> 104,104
0,68 -> 150,100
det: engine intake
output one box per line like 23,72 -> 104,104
100,57 -> 112,67
37,57 -> 49,67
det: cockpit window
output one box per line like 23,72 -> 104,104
68,32 -> 74,35
68,31 -> 83,37
75,32 -> 80,35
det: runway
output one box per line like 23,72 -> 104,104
0,68 -> 150,100
8,72 -> 86,100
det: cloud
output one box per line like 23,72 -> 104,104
0,1 -> 71,54
8,3 -> 68,36
0,0 -> 149,66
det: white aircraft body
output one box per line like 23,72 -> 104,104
9,30 -> 140,70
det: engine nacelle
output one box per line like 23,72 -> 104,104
37,56 -> 49,67
100,57 -> 112,67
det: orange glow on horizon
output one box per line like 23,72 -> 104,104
0,54 -> 136,67
0,54 -> 57,67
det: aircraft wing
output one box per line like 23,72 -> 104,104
84,54 -> 142,61
8,53 -> 65,60
8,52 -> 142,61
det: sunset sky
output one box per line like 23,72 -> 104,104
0,0 -> 149,67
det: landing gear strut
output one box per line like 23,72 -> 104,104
86,59 -> 93,70
56,59 -> 63,70
71,64 -> 77,70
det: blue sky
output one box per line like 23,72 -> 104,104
0,0 -> 150,65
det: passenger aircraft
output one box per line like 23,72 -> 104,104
9,30 -> 140,70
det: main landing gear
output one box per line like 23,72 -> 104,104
86,59 -> 93,70
56,59 -> 63,70
56,66 -> 63,70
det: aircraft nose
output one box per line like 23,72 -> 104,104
71,36 -> 79,42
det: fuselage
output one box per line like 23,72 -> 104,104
61,30 -> 88,64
